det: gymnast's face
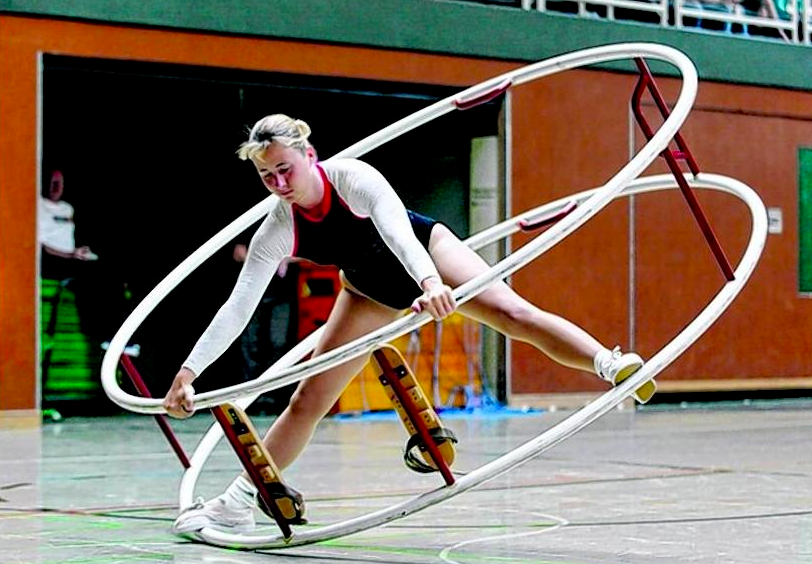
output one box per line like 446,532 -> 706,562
253,142 -> 319,206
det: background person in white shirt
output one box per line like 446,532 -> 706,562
39,169 -> 98,270
39,168 -> 134,352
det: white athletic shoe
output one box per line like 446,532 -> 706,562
172,496 -> 255,535
597,346 -> 656,404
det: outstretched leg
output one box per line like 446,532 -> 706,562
427,223 -> 649,400
428,224 -> 604,371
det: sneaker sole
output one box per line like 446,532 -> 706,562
172,521 -> 255,535
614,364 -> 657,404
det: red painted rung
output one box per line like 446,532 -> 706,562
211,405 -> 294,540
373,349 -> 455,486
119,354 -> 191,469
631,58 -> 735,282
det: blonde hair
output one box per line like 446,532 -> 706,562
237,114 -> 312,161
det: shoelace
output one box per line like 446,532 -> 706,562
182,496 -> 206,513
599,345 -> 622,379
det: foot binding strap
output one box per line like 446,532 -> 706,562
211,402 -> 306,540
372,344 -> 457,484
404,427 -> 458,474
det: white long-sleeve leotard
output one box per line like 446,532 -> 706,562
182,158 -> 439,377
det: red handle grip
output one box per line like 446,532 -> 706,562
454,79 -> 512,110
519,201 -> 578,231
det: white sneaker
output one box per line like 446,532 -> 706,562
172,496 -> 255,535
597,346 -> 656,404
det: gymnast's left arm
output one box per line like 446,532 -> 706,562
336,159 -> 456,319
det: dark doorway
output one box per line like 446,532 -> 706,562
41,55 -> 501,413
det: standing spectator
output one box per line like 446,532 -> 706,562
39,169 -> 98,277
39,168 -> 132,349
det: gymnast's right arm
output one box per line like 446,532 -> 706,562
163,207 -> 294,418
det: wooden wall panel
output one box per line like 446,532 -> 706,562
635,86 -> 812,384
509,71 -> 812,395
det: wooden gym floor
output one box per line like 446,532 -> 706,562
1,400 -> 811,563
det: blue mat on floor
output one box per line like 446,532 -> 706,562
332,403 -> 543,422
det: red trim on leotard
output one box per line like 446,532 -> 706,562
320,163 -> 367,219
291,165 -> 334,255
290,205 -> 299,257
334,190 -> 367,219
293,165 -> 332,222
